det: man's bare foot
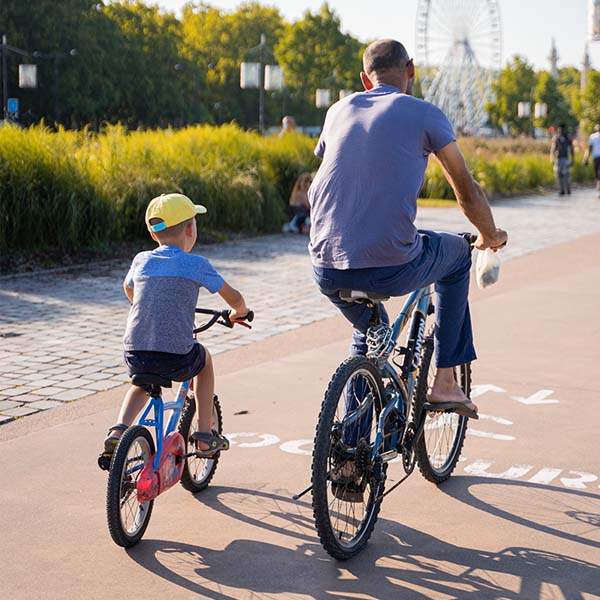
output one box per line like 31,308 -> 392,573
427,368 -> 478,415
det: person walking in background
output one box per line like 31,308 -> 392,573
584,124 -> 600,198
282,172 -> 312,234
551,124 -> 574,196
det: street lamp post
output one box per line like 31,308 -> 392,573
240,34 -> 282,134
1,35 -> 30,121
32,48 -> 77,124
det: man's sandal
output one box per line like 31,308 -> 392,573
189,430 -> 230,458
330,460 -> 366,503
97,423 -> 128,471
423,401 -> 479,420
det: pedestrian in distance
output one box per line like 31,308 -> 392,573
583,123 -> 600,198
282,172 -> 312,234
279,115 -> 297,136
551,124 -> 574,196
309,39 -> 507,417
99,193 -> 250,465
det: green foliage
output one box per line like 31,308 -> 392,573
534,71 -> 576,130
582,71 -> 600,133
420,137 -> 593,200
275,4 -> 364,122
486,56 -> 537,135
0,124 -> 318,253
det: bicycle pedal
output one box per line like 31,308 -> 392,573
97,453 -> 112,471
380,450 -> 398,463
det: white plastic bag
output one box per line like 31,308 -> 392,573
476,248 -> 500,289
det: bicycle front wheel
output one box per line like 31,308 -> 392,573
312,356 -> 386,560
414,335 -> 470,483
178,393 -> 223,493
106,426 -> 155,547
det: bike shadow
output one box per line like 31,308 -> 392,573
126,483 -> 600,599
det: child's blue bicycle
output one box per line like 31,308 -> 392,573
307,233 -> 478,560
105,308 -> 253,548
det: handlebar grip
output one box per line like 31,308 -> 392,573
245,310 -> 254,323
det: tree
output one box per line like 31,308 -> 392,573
558,66 -> 583,121
582,70 -> 600,133
275,4 -> 364,124
533,71 -> 575,131
181,2 -> 285,128
486,55 -> 536,135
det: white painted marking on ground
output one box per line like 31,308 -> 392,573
279,439 -> 312,456
467,429 -> 515,441
477,413 -> 513,425
228,432 -> 280,448
528,468 -> 563,485
470,384 -> 506,399
511,389 -> 560,405
560,471 -> 599,489
463,460 -> 533,479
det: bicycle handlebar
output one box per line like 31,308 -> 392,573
459,232 -> 478,246
193,308 -> 254,334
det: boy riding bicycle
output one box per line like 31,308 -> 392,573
99,193 -> 250,468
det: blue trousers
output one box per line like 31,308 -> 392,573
313,231 -> 476,368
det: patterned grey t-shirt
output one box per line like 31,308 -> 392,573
123,245 -> 224,354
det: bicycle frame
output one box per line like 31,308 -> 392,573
138,379 -> 191,470
341,285 -> 432,461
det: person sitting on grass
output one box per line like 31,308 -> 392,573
98,193 -> 250,468
282,172 -> 312,234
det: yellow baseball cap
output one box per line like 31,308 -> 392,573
145,193 -> 207,233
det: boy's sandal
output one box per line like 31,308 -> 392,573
189,430 -> 230,458
97,423 -> 128,471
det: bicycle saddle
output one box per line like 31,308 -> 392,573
339,290 -> 390,303
131,373 -> 173,388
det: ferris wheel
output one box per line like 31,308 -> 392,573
415,0 -> 503,134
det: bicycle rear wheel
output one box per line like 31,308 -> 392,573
106,426 -> 155,547
414,335 -> 470,483
312,356 -> 387,560
178,393 -> 223,493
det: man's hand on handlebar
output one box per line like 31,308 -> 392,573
475,228 -> 508,252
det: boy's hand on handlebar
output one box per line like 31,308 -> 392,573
229,308 -> 250,322
475,228 -> 508,252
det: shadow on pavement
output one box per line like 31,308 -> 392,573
438,475 -> 600,549
126,486 -> 600,600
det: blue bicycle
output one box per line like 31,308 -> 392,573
309,233 -> 477,560
105,308 -> 253,548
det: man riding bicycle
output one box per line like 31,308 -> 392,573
309,39 -> 508,417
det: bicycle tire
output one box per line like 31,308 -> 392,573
414,335 -> 470,484
178,393 -> 223,493
106,425 -> 155,548
312,356 -> 387,560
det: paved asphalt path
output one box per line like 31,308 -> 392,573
1,231 -> 599,598
2,188 -> 599,422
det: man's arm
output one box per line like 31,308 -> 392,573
584,143 -> 591,165
123,278 -> 134,304
550,137 -> 557,163
434,141 -> 507,251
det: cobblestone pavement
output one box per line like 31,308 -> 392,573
1,188 -> 599,424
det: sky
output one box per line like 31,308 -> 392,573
154,0 -> 599,71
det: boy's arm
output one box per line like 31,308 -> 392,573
123,277 -> 134,305
217,282 -> 249,321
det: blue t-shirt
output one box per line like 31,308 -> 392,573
308,84 -> 456,269
123,245 -> 225,354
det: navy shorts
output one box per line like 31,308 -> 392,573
124,342 -> 206,383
